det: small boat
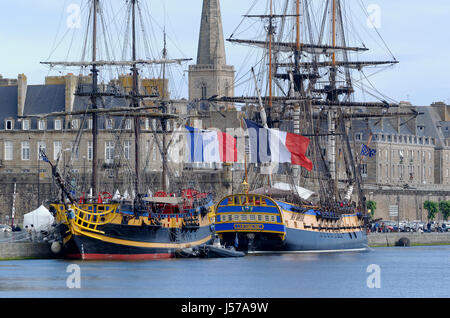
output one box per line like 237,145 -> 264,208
175,247 -> 202,258
201,244 -> 245,258
199,235 -> 245,258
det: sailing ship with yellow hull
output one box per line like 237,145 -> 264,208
36,0 -> 216,260
51,198 -> 215,260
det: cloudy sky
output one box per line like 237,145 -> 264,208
0,0 -> 449,106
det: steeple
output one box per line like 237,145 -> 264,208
189,0 -> 234,106
197,0 -> 227,66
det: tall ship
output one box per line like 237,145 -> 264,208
30,0 -> 217,260
213,0 -> 418,252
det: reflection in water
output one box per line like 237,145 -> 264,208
0,246 -> 448,298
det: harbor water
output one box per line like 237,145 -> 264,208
0,245 -> 448,298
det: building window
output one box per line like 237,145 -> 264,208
54,141 -> 62,161
21,141 -> 30,161
105,141 -> 114,164
125,119 -> 132,130
201,84 -> 207,100
87,141 -> 93,161
124,140 -> 131,160
87,119 -> 92,130
446,169 -> 449,178
22,120 -> 30,130
5,120 -> 13,130
4,141 -> 13,161
38,120 -> 46,130
361,163 -> 368,177
72,119 -> 79,130
37,141 -> 46,160
54,119 -> 62,131
106,119 -> 114,130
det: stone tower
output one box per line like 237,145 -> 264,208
188,0 -> 235,109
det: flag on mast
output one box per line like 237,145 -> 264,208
244,119 -> 313,171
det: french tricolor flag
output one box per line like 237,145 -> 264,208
245,120 -> 313,171
186,126 -> 237,163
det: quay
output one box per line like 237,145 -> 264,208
0,242 -> 53,260
368,232 -> 450,247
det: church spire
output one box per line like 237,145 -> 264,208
197,0 -> 227,66
189,0 -> 234,104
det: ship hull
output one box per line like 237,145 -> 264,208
221,228 -> 367,253
216,194 -> 369,254
251,228 -> 367,253
51,200 -> 215,260
66,224 -> 214,260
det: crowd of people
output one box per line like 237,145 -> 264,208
368,221 -> 448,233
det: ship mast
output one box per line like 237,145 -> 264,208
131,0 -> 141,201
161,30 -> 168,193
268,0 -> 273,110
91,0 -> 99,198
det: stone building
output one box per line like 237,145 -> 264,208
1,0 -> 449,226
342,103 -> 450,221
0,0 -> 239,224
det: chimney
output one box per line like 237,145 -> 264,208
406,107 -> 418,135
65,73 -> 77,113
17,74 -> 27,117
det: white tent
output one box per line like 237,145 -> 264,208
23,205 -> 54,231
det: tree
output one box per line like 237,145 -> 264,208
438,201 -> 450,221
423,201 -> 438,221
366,200 -> 377,218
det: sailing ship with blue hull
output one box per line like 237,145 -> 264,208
33,0 -> 216,260
213,0 -> 417,253
216,193 -> 367,253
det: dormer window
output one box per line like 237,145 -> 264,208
38,120 -> 46,130
22,120 -> 30,130
125,119 -> 132,130
5,120 -> 13,130
54,119 -> 62,131
106,119 -> 114,130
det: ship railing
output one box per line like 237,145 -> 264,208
71,205 -> 118,234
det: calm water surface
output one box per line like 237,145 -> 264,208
0,246 -> 449,298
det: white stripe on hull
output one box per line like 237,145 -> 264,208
247,247 -> 369,254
